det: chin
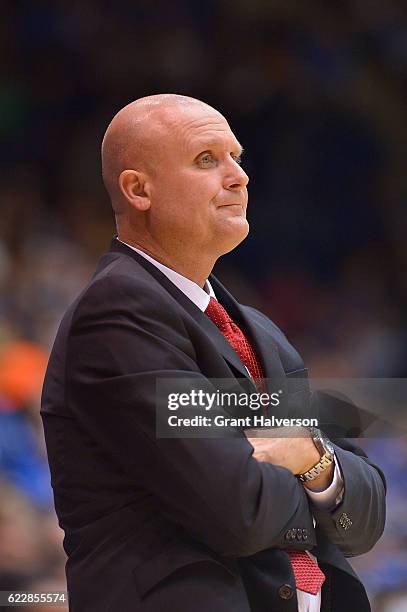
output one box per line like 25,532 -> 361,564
218,218 -> 250,255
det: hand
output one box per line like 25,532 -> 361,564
246,426 -> 334,490
247,426 -> 320,475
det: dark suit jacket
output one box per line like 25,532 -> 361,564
41,238 -> 386,612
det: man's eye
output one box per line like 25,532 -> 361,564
232,155 -> 242,165
199,154 -> 213,165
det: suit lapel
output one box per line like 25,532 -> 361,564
212,282 -> 311,416
188,308 -> 255,382
108,238 -> 252,382
208,275 -> 287,390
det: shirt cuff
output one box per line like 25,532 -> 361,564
304,454 -> 344,510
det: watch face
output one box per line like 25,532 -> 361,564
311,428 -> 334,456
320,433 -> 335,455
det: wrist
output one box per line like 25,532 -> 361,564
299,442 -> 321,474
303,461 -> 334,491
297,427 -> 335,485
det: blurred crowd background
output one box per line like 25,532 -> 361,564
1,1 -> 407,610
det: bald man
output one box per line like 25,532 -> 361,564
41,95 -> 385,612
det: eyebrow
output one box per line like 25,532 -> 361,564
193,140 -> 244,156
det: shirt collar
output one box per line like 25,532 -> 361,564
118,240 -> 216,311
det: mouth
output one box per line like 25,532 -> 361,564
219,203 -> 245,210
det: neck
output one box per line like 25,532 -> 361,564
117,234 -> 216,288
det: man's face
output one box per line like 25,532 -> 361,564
145,105 -> 249,258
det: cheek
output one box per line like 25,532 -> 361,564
181,170 -> 221,198
151,171 -> 221,226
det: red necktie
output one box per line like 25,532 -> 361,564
205,297 -> 264,382
205,297 -> 325,595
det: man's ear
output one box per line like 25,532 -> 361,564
119,169 -> 151,211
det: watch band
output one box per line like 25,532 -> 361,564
298,452 -> 334,482
298,427 -> 334,482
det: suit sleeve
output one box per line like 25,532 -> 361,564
65,275 -> 314,558
310,437 -> 386,556
241,306 -> 386,557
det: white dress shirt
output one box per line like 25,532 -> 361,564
120,240 -> 344,612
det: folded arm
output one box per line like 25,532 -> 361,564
66,275 -> 315,558
248,427 -> 385,556
310,439 -> 386,556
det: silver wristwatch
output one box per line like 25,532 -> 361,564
298,427 -> 335,482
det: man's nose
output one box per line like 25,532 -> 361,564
224,160 -> 249,191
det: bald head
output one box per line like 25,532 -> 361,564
100,93 -> 249,283
101,94 -> 219,214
